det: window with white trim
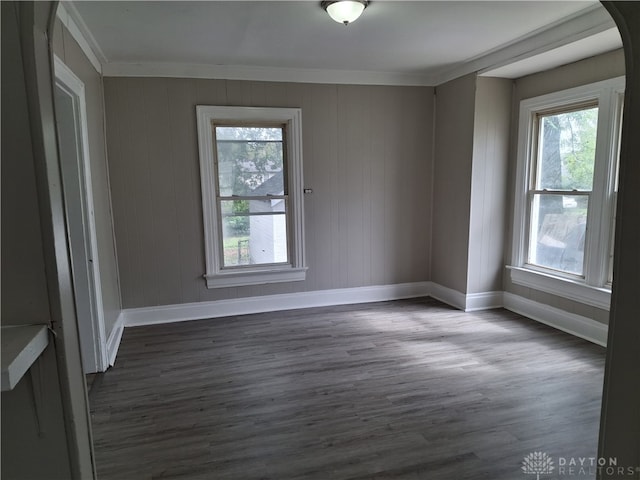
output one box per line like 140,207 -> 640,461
197,106 -> 306,288
510,78 -> 624,310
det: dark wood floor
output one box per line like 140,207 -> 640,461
89,297 -> 605,480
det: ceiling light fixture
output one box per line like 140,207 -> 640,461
321,0 -> 368,26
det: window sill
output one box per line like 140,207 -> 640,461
205,267 -> 307,289
507,266 -> 611,310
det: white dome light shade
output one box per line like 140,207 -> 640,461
323,1 -> 368,25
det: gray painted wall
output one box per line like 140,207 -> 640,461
103,78 -> 434,308
1,3 -> 76,477
52,19 -> 121,337
467,77 -> 512,294
431,74 -> 477,293
1,8 -> 51,324
504,49 -> 625,324
431,74 -> 512,296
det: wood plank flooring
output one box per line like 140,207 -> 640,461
89,298 -> 605,480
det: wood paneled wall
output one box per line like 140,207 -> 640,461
431,75 -> 512,296
52,19 -> 122,337
431,74 -> 476,294
467,77 -> 512,294
103,78 -> 434,308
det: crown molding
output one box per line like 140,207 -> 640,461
56,2 -> 107,73
101,62 -> 436,87
432,5 -> 616,86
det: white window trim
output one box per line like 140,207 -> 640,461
510,77 -> 624,310
197,106 -> 307,288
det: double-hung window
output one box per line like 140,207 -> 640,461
510,77 -> 624,309
197,106 -> 306,288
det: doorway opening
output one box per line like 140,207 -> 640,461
54,56 -> 108,373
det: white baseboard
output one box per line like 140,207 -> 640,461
106,312 -> 124,367
465,291 -> 504,312
123,282 -> 431,327
428,283 -> 503,312
503,292 -> 608,347
429,283 -> 467,310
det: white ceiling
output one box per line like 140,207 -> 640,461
67,0 -> 621,85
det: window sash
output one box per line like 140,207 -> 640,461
526,102 -> 597,278
212,134 -> 292,270
525,191 -> 590,276
212,123 -> 289,199
215,196 -> 292,270
530,102 -> 598,192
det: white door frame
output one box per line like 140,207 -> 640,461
54,55 -> 108,372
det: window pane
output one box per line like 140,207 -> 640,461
215,126 -> 284,197
220,198 -> 288,268
536,107 -> 598,191
528,194 -> 588,275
